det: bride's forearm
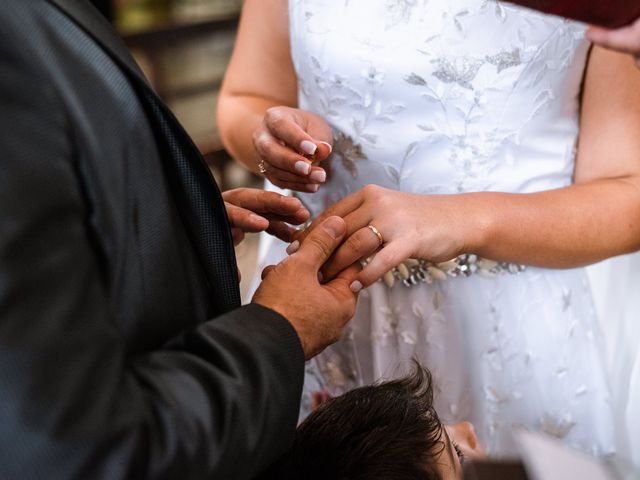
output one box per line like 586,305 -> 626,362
463,177 -> 640,268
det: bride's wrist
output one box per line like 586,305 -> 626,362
454,192 -> 496,256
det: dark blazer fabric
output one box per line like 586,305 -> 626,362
0,1 -> 304,478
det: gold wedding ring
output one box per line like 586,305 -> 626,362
258,159 -> 267,174
367,224 -> 384,246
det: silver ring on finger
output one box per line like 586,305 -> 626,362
258,159 -> 267,174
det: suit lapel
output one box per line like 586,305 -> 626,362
48,0 -> 241,313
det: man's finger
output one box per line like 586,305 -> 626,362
231,228 -> 245,246
333,263 -> 362,284
223,189 -> 307,215
266,221 -> 298,243
257,209 -> 310,225
225,203 -> 269,232
294,216 -> 346,270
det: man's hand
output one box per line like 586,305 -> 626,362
222,188 -> 310,246
587,19 -> 640,68
252,216 -> 360,359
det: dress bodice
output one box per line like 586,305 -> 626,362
289,0 -> 590,214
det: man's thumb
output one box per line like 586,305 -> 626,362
297,216 -> 346,269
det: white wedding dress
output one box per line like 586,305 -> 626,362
253,0 -> 634,458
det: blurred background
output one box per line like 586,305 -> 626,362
91,0 -> 261,297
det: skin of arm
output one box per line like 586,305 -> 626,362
217,0 -> 297,173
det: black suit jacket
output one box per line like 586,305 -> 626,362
0,1 -> 304,478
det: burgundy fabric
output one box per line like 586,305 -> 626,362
505,0 -> 640,28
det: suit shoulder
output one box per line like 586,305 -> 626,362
0,1 -> 67,62
0,2 -> 67,97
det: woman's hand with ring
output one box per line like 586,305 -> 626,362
292,184 -> 482,291
252,106 -> 333,192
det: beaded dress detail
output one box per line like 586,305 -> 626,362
256,0 -> 618,457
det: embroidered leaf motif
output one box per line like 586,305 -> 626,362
385,103 -> 406,115
432,290 -> 443,310
412,302 -> 426,320
404,141 -> 419,161
453,10 -> 468,31
432,57 -> 484,90
310,56 -> 322,70
485,49 -> 522,73
361,133 -> 379,144
421,92 -> 440,104
404,73 -> 428,86
330,97 -> 348,106
400,331 -> 417,345
386,165 -> 401,184
333,132 -> 368,179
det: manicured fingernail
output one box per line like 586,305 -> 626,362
295,160 -> 311,175
309,169 -> 326,183
350,281 -> 363,293
306,184 -> 319,192
286,240 -> 300,255
317,271 -> 324,283
318,141 -> 333,154
322,216 -> 344,239
300,140 -> 317,156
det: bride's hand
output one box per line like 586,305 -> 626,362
253,106 -> 333,192
292,185 -> 474,290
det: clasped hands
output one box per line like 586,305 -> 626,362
224,184 -> 470,358
289,185 -> 470,292
225,184 -> 469,290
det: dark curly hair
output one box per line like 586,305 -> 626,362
262,362 -> 446,480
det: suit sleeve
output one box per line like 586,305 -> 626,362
0,19 -> 304,480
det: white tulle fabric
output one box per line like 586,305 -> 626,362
252,0 -> 634,458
